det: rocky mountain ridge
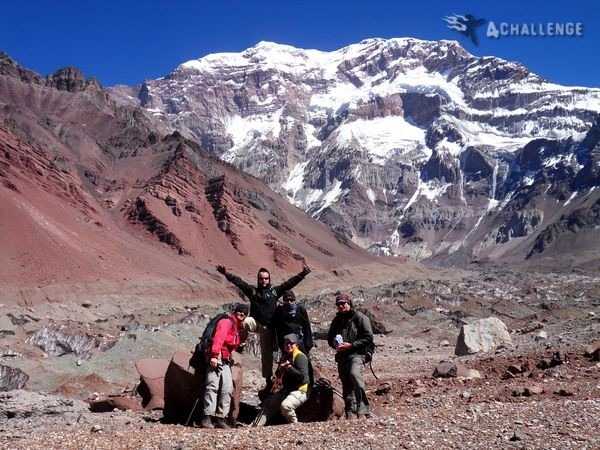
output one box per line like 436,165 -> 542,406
0,53 -> 400,304
111,38 -> 600,266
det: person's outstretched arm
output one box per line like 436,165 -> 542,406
216,265 -> 254,299
274,264 -> 311,297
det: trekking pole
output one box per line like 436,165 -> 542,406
251,357 -> 286,427
369,360 -> 379,380
185,397 -> 200,426
252,405 -> 266,427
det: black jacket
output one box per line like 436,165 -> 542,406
272,303 -> 313,353
281,350 -> 310,393
327,310 -> 373,361
224,269 -> 309,327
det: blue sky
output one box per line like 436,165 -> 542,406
2,1 -> 598,87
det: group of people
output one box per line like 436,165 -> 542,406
198,264 -> 374,428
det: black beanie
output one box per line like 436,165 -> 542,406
335,292 -> 353,307
282,290 -> 296,301
233,303 -> 249,315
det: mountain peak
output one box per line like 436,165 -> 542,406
0,51 -> 44,85
132,36 -> 600,263
46,66 -> 102,92
176,37 -> 474,77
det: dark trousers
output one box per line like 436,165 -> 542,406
337,354 -> 369,415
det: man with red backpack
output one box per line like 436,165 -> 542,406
200,303 -> 248,429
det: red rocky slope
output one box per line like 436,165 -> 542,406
0,54 -> 409,305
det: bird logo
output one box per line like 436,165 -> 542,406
443,14 -> 486,46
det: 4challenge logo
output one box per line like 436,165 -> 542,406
443,14 -> 486,46
444,13 -> 584,45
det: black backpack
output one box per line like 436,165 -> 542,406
189,312 -> 230,370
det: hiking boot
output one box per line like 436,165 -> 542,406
199,416 -> 214,429
214,417 -> 230,429
345,410 -> 358,420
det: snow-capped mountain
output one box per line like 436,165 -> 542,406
110,38 -> 600,263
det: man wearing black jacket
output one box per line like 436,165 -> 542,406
327,292 -> 374,418
272,290 -> 313,354
216,264 -> 310,388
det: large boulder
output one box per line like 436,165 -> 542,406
584,341 -> 600,361
355,307 -> 393,334
0,390 -> 88,419
0,365 -> 29,391
135,358 -> 170,410
455,317 -> 512,356
162,352 -> 203,424
26,326 -> 117,359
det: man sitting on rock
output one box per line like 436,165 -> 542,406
216,264 -> 311,392
200,303 -> 248,429
255,333 -> 310,426
327,292 -> 374,419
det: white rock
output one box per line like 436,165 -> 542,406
462,369 -> 482,379
535,330 -> 548,341
455,317 -> 512,356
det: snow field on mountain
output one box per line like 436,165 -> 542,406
335,116 -> 428,163
221,109 -> 283,162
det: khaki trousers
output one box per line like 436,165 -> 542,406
203,363 -> 232,418
255,389 -> 308,426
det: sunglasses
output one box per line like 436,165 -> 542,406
336,301 -> 349,307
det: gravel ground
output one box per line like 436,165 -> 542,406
2,398 -> 599,449
1,268 -> 600,449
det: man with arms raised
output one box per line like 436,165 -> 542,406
216,264 -> 311,391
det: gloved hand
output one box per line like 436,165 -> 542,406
301,264 -> 311,275
216,265 -> 227,275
